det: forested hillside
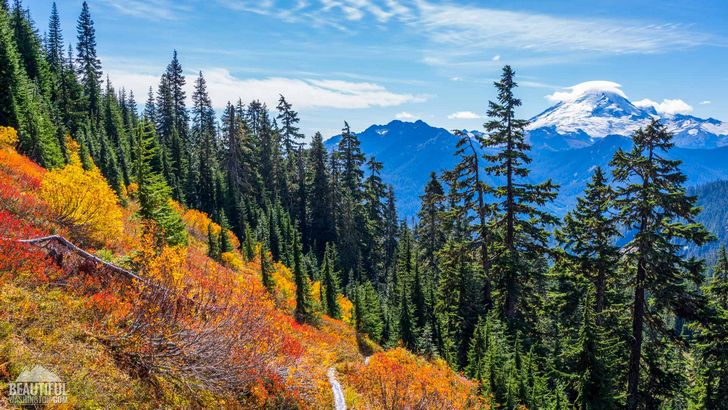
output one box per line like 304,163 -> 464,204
690,180 -> 728,262
0,1 -> 727,409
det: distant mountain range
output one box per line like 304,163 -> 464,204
325,87 -> 728,222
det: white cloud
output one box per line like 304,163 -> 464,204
395,111 -> 417,120
448,111 -> 483,120
492,55 -> 501,61
106,66 -> 426,111
700,100 -> 712,105
633,98 -> 693,115
416,2 -> 714,56
100,0 -> 189,20
450,76 -> 463,81
546,81 -> 627,102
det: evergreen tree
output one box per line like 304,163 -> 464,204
417,171 -> 446,275
694,246 -> 728,408
0,6 -> 63,168
337,121 -> 365,197
557,167 -> 620,318
399,282 -> 416,350
307,132 -> 334,259
442,129 -> 493,309
191,71 -> 218,217
75,1 -> 101,119
293,232 -> 316,324
260,243 -> 275,294
45,2 -> 63,72
611,119 -> 712,409
483,65 -> 558,324
207,223 -> 220,260
322,243 -> 342,319
133,120 -> 187,247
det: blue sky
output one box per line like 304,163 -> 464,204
26,0 -> 728,138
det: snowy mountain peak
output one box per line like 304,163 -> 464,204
528,81 -> 728,149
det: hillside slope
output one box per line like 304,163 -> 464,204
0,131 -> 483,409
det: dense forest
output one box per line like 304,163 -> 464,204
1,1 -> 727,409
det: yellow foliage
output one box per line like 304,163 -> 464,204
338,294 -> 354,324
40,143 -> 123,244
0,126 -> 18,147
126,182 -> 139,198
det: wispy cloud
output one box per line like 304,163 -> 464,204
99,0 -> 191,20
700,100 -> 712,105
448,111 -> 483,120
395,111 -> 417,120
218,1 -> 721,70
106,65 -> 426,111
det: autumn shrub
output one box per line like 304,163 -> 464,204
344,347 -> 486,410
39,139 -> 123,244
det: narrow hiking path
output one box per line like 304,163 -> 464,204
328,367 -> 346,410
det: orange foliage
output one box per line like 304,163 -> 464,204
343,348 -> 485,410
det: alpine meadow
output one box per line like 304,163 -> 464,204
1,1 -> 728,409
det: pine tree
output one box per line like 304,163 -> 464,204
399,281 -> 416,350
46,2 -> 63,73
611,119 -> 712,409
337,122 -> 365,197
293,232 -> 316,324
694,246 -> 728,408
75,1 -> 102,119
442,129 -> 493,309
557,167 -> 620,317
0,6 -> 63,168
307,132 -> 334,259
567,290 -> 618,410
260,243 -> 275,293
191,71 -> 218,217
417,172 -> 446,274
322,242 -> 342,319
483,65 -> 558,324
207,223 -> 220,260
133,120 -> 187,247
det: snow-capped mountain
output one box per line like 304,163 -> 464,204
527,84 -> 728,150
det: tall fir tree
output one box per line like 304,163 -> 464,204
75,1 -> 101,120
483,65 -> 558,324
611,119 -> 712,409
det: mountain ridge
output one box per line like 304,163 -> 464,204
325,90 -> 728,218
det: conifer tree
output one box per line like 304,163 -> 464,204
694,246 -> 728,407
191,71 -> 218,217
0,6 -> 63,168
611,119 -> 712,409
260,243 -> 275,294
399,282 -> 416,350
322,243 -> 342,319
293,232 -> 316,324
557,167 -> 620,317
133,120 -> 187,247
442,129 -> 493,308
207,223 -> 220,260
417,172 -> 446,274
337,122 -> 365,197
307,132 -> 334,259
46,2 -> 63,73
483,65 -> 558,323
75,1 -> 101,119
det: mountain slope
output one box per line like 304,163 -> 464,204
0,134 -> 482,409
